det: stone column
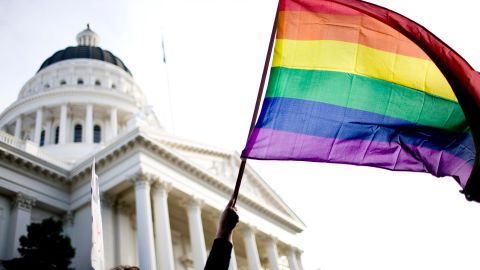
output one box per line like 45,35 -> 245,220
44,120 -> 52,145
110,107 -> 118,138
85,104 -> 93,143
228,247 -> 238,270
101,195 -> 115,269
242,226 -> 262,270
59,104 -> 68,144
183,197 -> 206,270
132,173 -> 157,270
286,246 -> 299,270
7,193 -> 36,258
296,250 -> 304,270
266,237 -> 280,270
34,108 -> 43,144
115,202 -> 135,266
152,181 -> 175,270
14,116 -> 22,138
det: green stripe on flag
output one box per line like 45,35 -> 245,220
266,67 -> 468,132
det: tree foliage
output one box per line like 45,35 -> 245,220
3,217 -> 75,270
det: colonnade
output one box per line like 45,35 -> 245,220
2,175 -> 303,270
131,173 -> 303,270
11,103 -> 119,145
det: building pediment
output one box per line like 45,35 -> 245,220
146,130 -> 305,230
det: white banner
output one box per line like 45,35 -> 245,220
91,158 -> 105,270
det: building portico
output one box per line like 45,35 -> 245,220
0,26 -> 305,270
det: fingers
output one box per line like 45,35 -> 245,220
226,207 -> 239,217
225,208 -> 239,226
226,199 -> 235,208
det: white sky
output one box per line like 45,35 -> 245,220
1,1 -> 480,270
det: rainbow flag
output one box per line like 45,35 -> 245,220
242,0 -> 480,199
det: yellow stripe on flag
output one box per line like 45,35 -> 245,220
272,39 -> 456,101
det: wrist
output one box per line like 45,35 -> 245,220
216,230 -> 233,242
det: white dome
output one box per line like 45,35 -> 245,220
0,27 -> 162,164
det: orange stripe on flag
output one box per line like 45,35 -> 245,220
278,11 -> 430,60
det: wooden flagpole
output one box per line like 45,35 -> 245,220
230,2 -> 280,207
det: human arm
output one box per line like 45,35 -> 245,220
204,200 -> 239,270
215,200 -> 239,242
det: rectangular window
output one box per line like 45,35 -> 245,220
93,125 -> 101,143
54,127 -> 59,144
39,130 -> 45,146
74,125 -> 82,143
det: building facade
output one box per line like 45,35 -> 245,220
0,26 -> 305,270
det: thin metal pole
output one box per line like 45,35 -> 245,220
231,2 -> 280,207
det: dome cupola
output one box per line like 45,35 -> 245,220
37,25 -> 131,75
76,24 -> 99,46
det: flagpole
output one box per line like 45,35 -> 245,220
231,2 -> 280,207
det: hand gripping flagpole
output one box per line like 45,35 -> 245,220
230,2 -> 280,207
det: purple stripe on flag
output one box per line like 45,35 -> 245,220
242,128 -> 473,187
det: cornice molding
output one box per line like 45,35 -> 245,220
236,156 -> 307,228
160,139 -> 231,159
0,142 -> 69,184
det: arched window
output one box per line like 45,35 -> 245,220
77,78 -> 84,85
93,125 -> 101,143
95,80 -> 101,86
74,124 -> 82,142
39,130 -> 45,146
54,126 -> 59,144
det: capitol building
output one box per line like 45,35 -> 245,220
0,26 -> 305,270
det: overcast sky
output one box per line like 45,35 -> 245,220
1,1 -> 480,269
